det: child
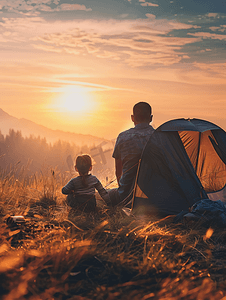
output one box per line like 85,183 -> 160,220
62,154 -> 110,213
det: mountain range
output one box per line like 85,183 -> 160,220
0,108 -> 112,147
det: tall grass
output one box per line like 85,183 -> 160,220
0,165 -> 226,299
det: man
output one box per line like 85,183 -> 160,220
109,102 -> 155,206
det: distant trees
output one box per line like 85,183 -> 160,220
0,129 -> 88,175
0,129 -> 115,186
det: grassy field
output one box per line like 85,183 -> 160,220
1,167 -> 226,300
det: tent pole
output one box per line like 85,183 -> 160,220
131,159 -> 141,211
195,132 -> 207,199
195,132 -> 202,173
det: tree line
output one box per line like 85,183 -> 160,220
0,129 -> 92,176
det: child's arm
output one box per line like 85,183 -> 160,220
95,180 -> 111,206
62,179 -> 75,195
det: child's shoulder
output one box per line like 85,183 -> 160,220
88,174 -> 99,182
88,174 -> 97,179
70,176 -> 81,182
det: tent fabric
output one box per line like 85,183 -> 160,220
132,118 -> 226,216
210,130 -> 226,165
157,118 -> 222,133
179,130 -> 226,193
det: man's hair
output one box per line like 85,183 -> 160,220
133,102 -> 152,122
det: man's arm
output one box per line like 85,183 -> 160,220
115,158 -> 123,185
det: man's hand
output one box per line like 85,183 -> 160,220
115,158 -> 123,185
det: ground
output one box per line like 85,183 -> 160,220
1,197 -> 226,300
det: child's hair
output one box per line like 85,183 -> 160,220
75,154 -> 92,187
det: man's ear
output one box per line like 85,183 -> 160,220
131,115 -> 135,123
75,166 -> 78,172
89,166 -> 92,171
150,115 -> 153,123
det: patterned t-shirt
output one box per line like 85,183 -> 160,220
62,174 -> 110,204
113,123 -> 155,200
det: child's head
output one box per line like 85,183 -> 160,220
75,154 -> 92,175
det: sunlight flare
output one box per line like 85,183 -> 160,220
50,86 -> 95,114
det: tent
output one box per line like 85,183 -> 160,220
131,118 -> 226,217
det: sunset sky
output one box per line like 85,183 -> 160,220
0,0 -> 226,139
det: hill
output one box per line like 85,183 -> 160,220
0,108 -> 111,147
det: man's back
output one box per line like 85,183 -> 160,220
109,102 -> 154,206
113,123 -> 154,201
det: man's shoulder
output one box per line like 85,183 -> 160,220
113,124 -> 155,159
117,127 -> 135,138
117,125 -> 154,140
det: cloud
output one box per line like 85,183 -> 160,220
174,61 -> 226,86
127,0 -> 159,5
1,17 -> 200,66
28,18 -> 201,67
145,13 -> 156,20
188,32 -> 226,40
0,0 -> 92,15
209,25 -> 226,33
0,16 -> 216,68
206,13 -> 218,18
32,43 -> 63,53
139,0 -> 159,7
55,4 -> 92,12
193,62 -> 226,78
120,14 -> 129,18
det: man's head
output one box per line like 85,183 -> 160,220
131,102 -> 153,125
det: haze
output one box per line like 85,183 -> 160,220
0,0 -> 226,139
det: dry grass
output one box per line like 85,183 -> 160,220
1,167 -> 226,299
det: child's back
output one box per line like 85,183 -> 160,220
62,155 -> 110,213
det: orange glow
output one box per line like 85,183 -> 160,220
50,86 -> 95,114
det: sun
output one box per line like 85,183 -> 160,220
62,87 -> 90,112
52,86 -> 94,113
